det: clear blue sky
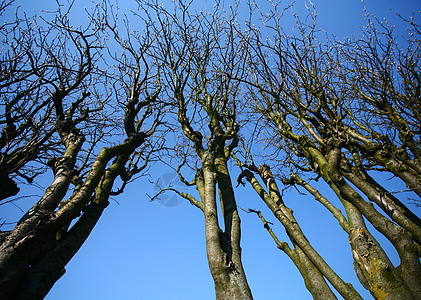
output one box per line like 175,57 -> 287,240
2,0 -> 420,299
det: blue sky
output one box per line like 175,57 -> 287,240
2,0 -> 421,299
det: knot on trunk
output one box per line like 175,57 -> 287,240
57,119 -> 79,135
257,164 -> 273,180
47,156 -> 76,176
236,169 -> 253,187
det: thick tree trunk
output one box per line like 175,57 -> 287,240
0,131 -> 85,300
0,132 -> 145,300
13,170 -> 113,299
202,153 -> 253,300
327,146 -> 420,299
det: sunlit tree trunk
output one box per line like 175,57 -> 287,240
200,154 -> 252,299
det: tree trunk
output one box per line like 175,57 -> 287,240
327,146 -> 419,299
242,167 -> 363,300
202,153 -> 253,299
293,245 -> 338,300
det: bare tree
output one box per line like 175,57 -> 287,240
234,2 -> 420,299
0,1 -> 165,299
142,1 -> 253,298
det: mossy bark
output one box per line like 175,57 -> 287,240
0,131 -> 146,300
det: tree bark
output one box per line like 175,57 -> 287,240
251,209 -> 338,300
202,153 -> 253,300
242,167 -> 363,300
327,146 -> 419,299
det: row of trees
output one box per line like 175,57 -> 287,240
1,0 -> 419,299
